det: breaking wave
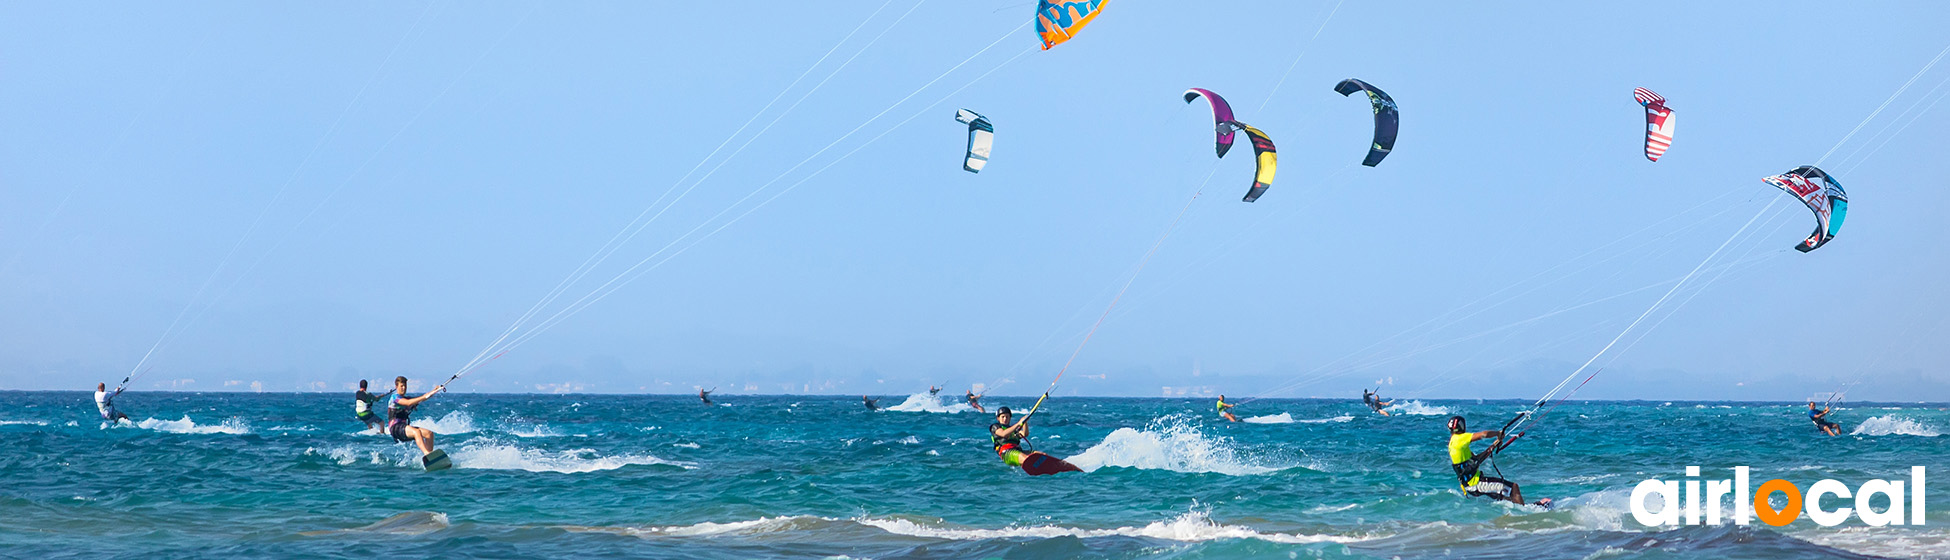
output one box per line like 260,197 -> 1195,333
1065,415 -> 1294,475
858,510 -> 1363,544
581,511 -> 1366,544
130,415 -> 251,435
883,392 -> 975,414
1849,416 -> 1941,437
1391,400 -> 1451,415
414,410 -> 476,435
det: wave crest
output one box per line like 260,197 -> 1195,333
862,510 -> 1365,544
1849,416 -> 1941,437
1391,400 -> 1451,416
884,392 -> 974,414
1065,415 -> 1294,475
415,410 -> 476,435
130,415 -> 251,434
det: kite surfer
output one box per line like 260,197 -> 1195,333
386,376 -> 446,456
1216,395 -> 1239,422
699,388 -> 714,405
1447,415 -> 1549,507
863,396 -> 879,411
354,380 -> 391,432
989,407 -> 1031,467
928,385 -> 940,397
1363,389 -> 1393,416
987,403 -> 1081,475
94,382 -> 131,424
966,390 -> 984,413
1808,401 -> 1842,436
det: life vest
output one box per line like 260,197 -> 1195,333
355,391 -> 380,416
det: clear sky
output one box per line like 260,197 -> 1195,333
3,1 -> 1947,401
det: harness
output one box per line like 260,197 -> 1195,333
990,422 -> 1024,456
1451,445 -> 1493,487
386,394 -> 415,430
355,390 -> 385,417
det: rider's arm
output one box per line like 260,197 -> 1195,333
1470,430 -> 1502,441
397,385 -> 445,407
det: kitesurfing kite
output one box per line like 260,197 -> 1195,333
1035,0 -> 1109,50
955,109 -> 994,173
1333,79 -> 1398,166
1229,121 -> 1277,203
1177,89 -> 1273,202
1634,87 -> 1676,161
1182,88 -> 1236,157
1762,166 -> 1848,252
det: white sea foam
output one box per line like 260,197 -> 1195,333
1559,487 -> 1637,532
0,420 -> 48,426
506,423 -> 563,438
1547,474 -> 1619,485
1305,503 -> 1359,514
896,436 -> 921,445
1849,415 -> 1941,437
1391,400 -> 1451,415
415,410 -> 476,435
857,510 -> 1365,544
1065,416 -> 1290,475
580,516 -> 818,538
1243,413 -> 1294,424
580,511 -> 1368,545
884,392 -> 975,414
131,415 -> 251,435
673,442 -> 701,449
1300,415 -> 1355,424
447,441 -> 694,473
309,444 -> 408,467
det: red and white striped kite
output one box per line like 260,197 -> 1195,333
1634,87 -> 1675,161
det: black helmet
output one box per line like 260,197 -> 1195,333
997,406 -> 1012,416
1447,415 -> 1466,433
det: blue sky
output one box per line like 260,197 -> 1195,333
3,1 -> 1947,401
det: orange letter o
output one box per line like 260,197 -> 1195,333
1754,479 -> 1802,527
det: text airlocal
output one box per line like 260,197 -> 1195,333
1631,466 -> 1924,527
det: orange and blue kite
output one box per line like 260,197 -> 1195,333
1035,0 -> 1109,50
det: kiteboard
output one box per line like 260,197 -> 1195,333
422,449 -> 453,472
1019,451 -> 1081,476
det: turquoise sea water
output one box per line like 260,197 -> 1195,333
1,391 -> 1944,559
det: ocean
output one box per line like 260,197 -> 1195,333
1,390 -> 1943,559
